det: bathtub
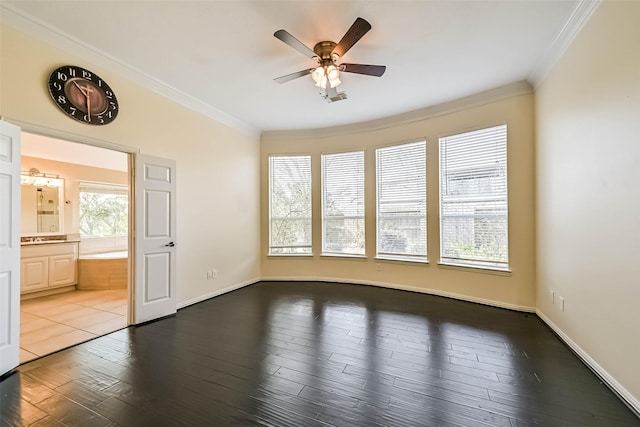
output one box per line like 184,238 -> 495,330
78,251 -> 128,290
81,251 -> 128,260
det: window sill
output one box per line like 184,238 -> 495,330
267,254 -> 314,258
375,255 -> 429,265
320,253 -> 367,261
438,262 -> 512,276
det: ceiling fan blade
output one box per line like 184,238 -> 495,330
274,29 -> 317,58
274,69 -> 314,84
332,17 -> 372,58
341,63 -> 386,77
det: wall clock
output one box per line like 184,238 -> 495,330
48,65 -> 119,125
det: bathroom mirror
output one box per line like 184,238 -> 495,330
21,175 -> 65,236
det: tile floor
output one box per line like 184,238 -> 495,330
19,289 -> 128,364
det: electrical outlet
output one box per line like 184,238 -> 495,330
212,270 -> 217,279
206,270 -> 213,280
376,263 -> 382,272
559,296 -> 565,312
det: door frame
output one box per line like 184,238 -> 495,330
10,120 -> 140,324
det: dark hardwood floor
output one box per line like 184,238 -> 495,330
2,281 -> 638,426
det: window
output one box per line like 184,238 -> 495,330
376,141 -> 427,261
268,155 -> 312,255
321,151 -> 365,256
79,182 -> 128,237
439,125 -> 508,270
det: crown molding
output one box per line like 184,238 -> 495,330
0,4 -> 260,138
528,0 -> 602,88
262,80 -> 533,142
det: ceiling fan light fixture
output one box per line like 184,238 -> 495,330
311,65 -> 341,89
326,65 -> 341,88
311,66 -> 324,84
326,65 -> 339,80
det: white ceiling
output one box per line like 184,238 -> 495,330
4,1 -> 581,133
22,133 -> 128,172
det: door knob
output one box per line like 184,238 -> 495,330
165,241 -> 175,247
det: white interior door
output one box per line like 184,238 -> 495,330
134,154 -> 177,324
0,120 -> 21,376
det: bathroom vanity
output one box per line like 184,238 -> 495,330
20,240 -> 79,295
20,171 -> 78,296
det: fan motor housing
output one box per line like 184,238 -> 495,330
313,41 -> 338,61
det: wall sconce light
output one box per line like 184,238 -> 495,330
20,168 -> 63,187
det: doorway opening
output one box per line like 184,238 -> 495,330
19,132 -> 130,363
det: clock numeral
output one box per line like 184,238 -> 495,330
107,111 -> 113,118
69,106 -> 77,115
110,102 -> 117,110
83,114 -> 91,122
105,90 -> 113,99
97,79 -> 103,87
53,82 -> 63,91
57,72 -> 68,82
68,67 -> 76,77
82,70 -> 92,79
57,95 -> 67,104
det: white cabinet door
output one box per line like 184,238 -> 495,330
134,154 -> 177,324
0,120 -> 21,376
21,256 -> 49,293
49,254 -> 76,287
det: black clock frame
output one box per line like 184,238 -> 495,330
48,65 -> 119,125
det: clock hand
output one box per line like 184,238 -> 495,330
72,80 -> 88,97
86,93 -> 91,122
84,85 -> 94,121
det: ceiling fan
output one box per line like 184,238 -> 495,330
273,17 -> 386,102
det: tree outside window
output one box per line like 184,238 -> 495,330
79,182 -> 128,237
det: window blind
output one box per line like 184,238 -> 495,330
376,141 -> 427,260
321,151 -> 365,256
79,181 -> 128,195
439,125 -> 508,270
268,155 -> 312,255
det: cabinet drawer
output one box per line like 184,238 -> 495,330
21,242 -> 78,258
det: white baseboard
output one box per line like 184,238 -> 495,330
176,277 -> 260,310
261,275 -> 536,313
536,309 -> 640,416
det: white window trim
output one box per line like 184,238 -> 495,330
268,155 -> 313,256
79,181 -> 128,238
321,150 -> 366,257
438,124 -> 509,271
375,140 -> 427,263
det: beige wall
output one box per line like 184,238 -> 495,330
261,92 -> 537,310
21,156 -> 128,236
5,2 -> 637,411
1,25 -> 262,305
536,1 -> 640,406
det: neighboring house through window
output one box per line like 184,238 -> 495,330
376,140 -> 427,261
439,125 -> 508,270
